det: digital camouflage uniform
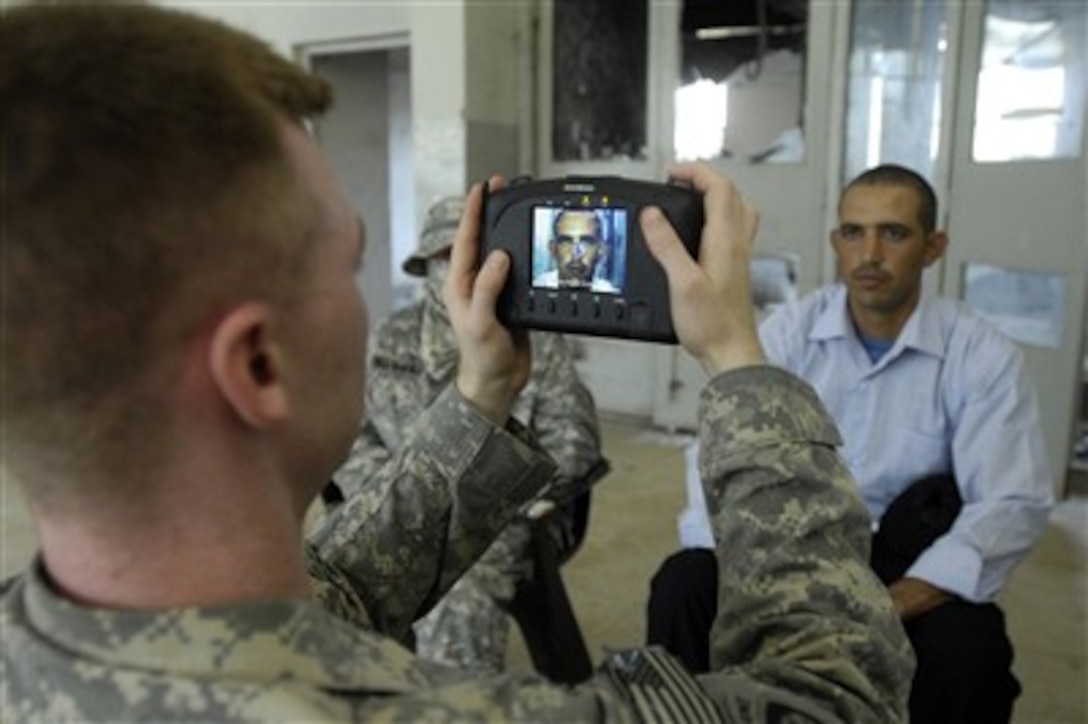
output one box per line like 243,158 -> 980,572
333,196 -> 603,673
1,367 -> 913,722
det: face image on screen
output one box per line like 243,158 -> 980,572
530,206 -> 627,294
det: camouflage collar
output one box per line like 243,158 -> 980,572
18,558 -> 427,693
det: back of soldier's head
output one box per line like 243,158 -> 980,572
0,3 -> 332,490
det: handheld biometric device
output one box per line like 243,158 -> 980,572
482,176 -> 703,343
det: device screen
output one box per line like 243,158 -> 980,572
530,206 -> 627,295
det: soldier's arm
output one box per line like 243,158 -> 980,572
330,330 -> 404,499
526,334 -> 602,496
695,366 -> 912,721
306,384 -> 556,641
331,417 -> 392,499
310,183 -> 551,639
432,367 -> 910,722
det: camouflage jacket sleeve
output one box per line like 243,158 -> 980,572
331,320 -> 410,499
695,366 -> 913,722
332,415 -> 392,499
522,333 -> 602,500
305,384 -> 557,642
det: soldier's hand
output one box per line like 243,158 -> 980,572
445,178 -> 531,424
640,163 -> 765,376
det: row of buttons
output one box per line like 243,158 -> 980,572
527,294 -> 628,321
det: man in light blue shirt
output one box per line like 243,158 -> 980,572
648,164 -> 1054,724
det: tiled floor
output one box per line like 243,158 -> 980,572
3,417 -> 1085,722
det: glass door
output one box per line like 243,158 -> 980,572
945,0 -> 1087,494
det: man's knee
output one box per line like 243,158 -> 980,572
906,601 -> 1020,723
649,548 -> 718,611
646,548 -> 718,673
908,601 -> 1014,673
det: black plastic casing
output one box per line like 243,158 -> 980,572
481,176 -> 703,344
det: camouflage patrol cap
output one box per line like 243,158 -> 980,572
402,196 -> 465,277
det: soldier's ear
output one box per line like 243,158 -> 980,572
208,303 -> 290,428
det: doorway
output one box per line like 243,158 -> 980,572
300,39 -> 416,327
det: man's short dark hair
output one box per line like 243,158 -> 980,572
844,164 -> 939,234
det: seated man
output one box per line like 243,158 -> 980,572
648,164 -> 1054,724
532,209 -> 620,293
1,5 -> 912,719
331,196 -> 603,674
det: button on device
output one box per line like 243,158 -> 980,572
630,304 -> 651,330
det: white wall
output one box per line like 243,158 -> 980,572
388,50 -> 417,297
175,3 -> 410,57
464,2 -> 525,182
308,50 -> 396,324
409,4 -> 470,210
409,2 -> 524,201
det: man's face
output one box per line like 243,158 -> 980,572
552,211 -> 604,287
423,249 -> 451,316
831,183 -> 944,325
279,123 -> 368,501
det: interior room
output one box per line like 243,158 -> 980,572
2,0 -> 1084,721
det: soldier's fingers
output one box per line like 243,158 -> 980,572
447,182 -> 487,316
640,206 -> 701,292
447,177 -> 506,311
667,162 -> 758,283
470,250 -> 512,320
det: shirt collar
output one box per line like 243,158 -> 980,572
895,293 -> 945,359
808,284 -> 945,360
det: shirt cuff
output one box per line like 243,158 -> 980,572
905,539 -> 986,603
418,384 -> 557,525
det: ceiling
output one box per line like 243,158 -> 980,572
682,0 -> 807,35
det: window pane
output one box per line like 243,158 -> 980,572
675,0 -> 808,163
973,1 -> 1085,163
843,0 -> 948,183
964,263 -> 1067,349
552,0 -> 648,161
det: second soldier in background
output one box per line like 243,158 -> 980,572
332,197 -> 603,673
